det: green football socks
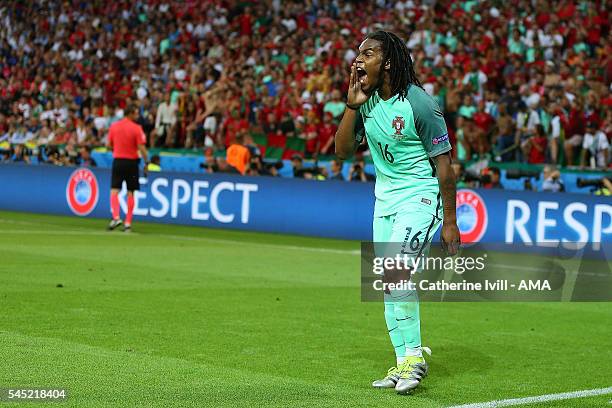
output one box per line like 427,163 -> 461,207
388,289 -> 422,358
383,295 -> 406,365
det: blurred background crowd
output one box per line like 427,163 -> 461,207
1,0 -> 610,184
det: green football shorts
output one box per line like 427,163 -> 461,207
372,198 -> 442,275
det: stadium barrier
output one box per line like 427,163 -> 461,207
89,151 -> 607,194
0,163 -> 610,245
15,149 -> 608,193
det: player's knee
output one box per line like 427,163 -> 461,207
383,265 -> 412,284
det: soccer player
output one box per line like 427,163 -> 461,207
107,104 -> 149,232
335,31 -> 460,394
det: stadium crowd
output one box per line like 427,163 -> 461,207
1,0 -> 611,182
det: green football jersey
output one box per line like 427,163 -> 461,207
355,85 -> 451,217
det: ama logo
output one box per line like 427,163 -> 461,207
456,189 -> 488,243
66,168 -> 99,216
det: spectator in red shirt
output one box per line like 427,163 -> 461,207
303,111 -> 319,157
473,101 -> 495,136
564,99 -> 587,165
318,112 -> 338,155
522,124 -> 548,164
220,109 -> 248,148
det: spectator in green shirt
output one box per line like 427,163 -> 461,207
508,29 -> 525,56
458,94 -> 477,119
323,90 -> 346,122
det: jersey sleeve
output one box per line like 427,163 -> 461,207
354,110 -> 366,143
409,86 -> 452,157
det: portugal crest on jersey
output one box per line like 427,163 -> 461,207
392,116 -> 405,136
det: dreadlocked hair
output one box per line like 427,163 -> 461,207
366,31 -> 422,100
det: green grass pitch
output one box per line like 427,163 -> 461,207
0,210 -> 610,407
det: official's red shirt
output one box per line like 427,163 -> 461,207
108,118 -> 146,159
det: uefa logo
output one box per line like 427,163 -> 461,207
66,168 -> 99,216
456,189 -> 488,243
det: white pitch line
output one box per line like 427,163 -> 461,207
0,228 -> 360,255
487,263 -> 550,273
0,229 -> 114,236
472,262 -> 609,278
0,221 -> 608,270
154,232 -> 361,255
448,386 -> 612,408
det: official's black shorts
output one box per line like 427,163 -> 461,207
111,158 -> 140,191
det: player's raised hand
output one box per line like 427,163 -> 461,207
347,63 -> 370,108
441,222 -> 461,256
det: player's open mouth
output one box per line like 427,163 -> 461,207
356,67 -> 368,85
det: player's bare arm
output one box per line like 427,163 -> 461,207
434,153 -> 460,255
138,144 -> 149,164
138,139 -> 149,176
